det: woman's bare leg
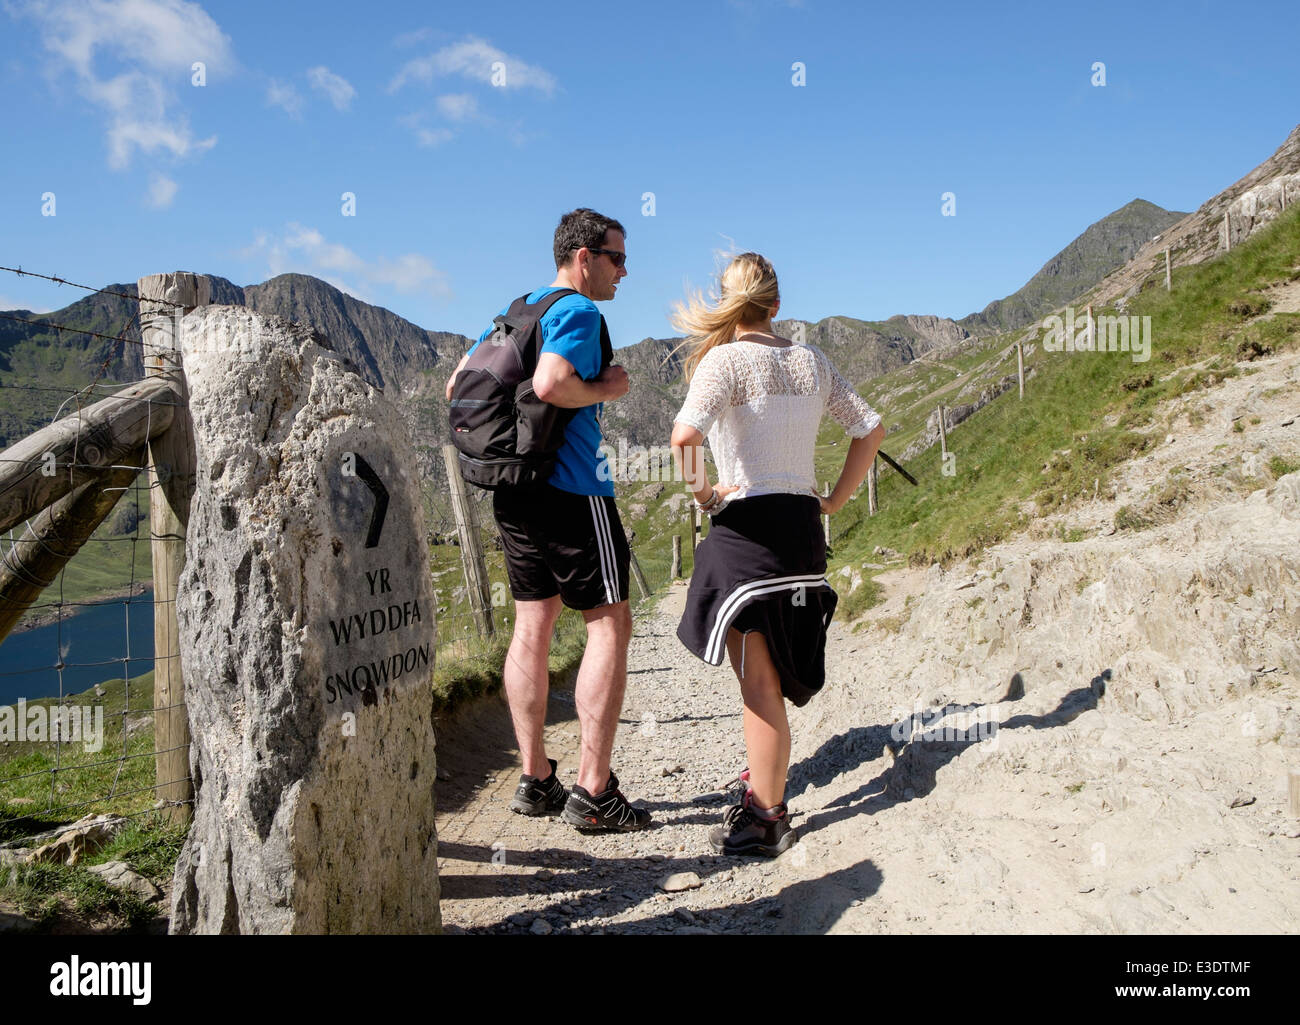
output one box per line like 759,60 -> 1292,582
725,628 -> 790,808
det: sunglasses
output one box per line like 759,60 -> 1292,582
586,247 -> 627,269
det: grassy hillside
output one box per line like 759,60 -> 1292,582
821,204 -> 1300,613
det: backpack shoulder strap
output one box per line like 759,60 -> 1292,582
493,288 -> 569,331
598,315 -> 612,371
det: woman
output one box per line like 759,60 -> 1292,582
669,252 -> 885,857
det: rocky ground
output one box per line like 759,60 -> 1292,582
434,348 -> 1300,935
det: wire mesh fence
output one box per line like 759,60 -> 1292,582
0,269 -> 188,842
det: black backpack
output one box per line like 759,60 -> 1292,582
449,288 -> 612,490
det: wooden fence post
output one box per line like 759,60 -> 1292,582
690,503 -> 699,555
937,405 -> 948,460
1016,343 -> 1025,400
671,535 -> 682,579
441,445 -> 494,640
1224,211 -> 1232,252
1164,248 -> 1172,291
138,271 -> 206,827
628,549 -> 649,599
867,458 -> 878,516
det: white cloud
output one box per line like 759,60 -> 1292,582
398,111 -> 455,147
415,126 -> 455,147
241,224 -> 452,302
144,172 -> 178,208
266,78 -> 303,117
0,294 -> 54,313
307,65 -> 355,111
12,0 -> 233,169
435,92 -> 477,122
389,35 -> 557,95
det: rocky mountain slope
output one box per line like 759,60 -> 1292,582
1085,124 -> 1300,307
961,199 -> 1186,335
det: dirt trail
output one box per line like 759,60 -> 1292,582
435,349 -> 1300,935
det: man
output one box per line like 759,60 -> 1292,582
444,208 -> 649,832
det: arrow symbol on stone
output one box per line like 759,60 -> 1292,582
353,454 -> 389,548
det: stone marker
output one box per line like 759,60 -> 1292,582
169,305 -> 440,934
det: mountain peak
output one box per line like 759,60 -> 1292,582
959,198 -> 1187,335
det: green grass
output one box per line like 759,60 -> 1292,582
0,859 -> 154,929
1270,455 -> 1300,478
0,671 -> 160,840
822,204 -> 1300,574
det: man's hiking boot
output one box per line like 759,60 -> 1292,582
709,790 -> 796,857
510,758 -> 568,816
561,770 -> 652,832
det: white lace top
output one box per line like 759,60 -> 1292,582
674,341 -> 882,502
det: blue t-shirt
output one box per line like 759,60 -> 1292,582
470,287 -> 613,497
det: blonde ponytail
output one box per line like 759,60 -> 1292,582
669,252 -> 780,381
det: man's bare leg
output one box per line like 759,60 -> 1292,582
504,595 -> 563,780
574,600 -> 633,795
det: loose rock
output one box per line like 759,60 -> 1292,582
658,871 -> 703,893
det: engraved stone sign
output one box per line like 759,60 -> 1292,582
169,305 -> 440,934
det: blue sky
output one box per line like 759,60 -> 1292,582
1,0 -> 1297,348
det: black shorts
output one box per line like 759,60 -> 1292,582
492,485 -> 630,610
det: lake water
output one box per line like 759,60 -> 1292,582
0,593 -> 156,705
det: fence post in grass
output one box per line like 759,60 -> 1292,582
628,548 -> 649,599
690,503 -> 699,555
867,458 -> 878,516
1223,211 -> 1232,252
671,535 -> 682,579
1086,305 -> 1094,350
1016,342 -> 1025,399
937,405 -> 948,461
139,271 -> 205,827
1164,248 -> 1172,291
441,444 -> 494,641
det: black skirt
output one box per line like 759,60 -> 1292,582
676,493 -> 838,707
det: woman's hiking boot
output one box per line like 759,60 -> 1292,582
709,790 -> 796,857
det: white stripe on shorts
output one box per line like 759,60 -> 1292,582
588,495 -> 618,606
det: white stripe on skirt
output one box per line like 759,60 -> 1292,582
703,573 -> 829,664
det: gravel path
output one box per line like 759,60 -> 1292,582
434,352 -> 1300,935
434,594 -> 800,936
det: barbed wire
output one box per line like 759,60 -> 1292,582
0,311 -> 160,351
0,265 -> 188,309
